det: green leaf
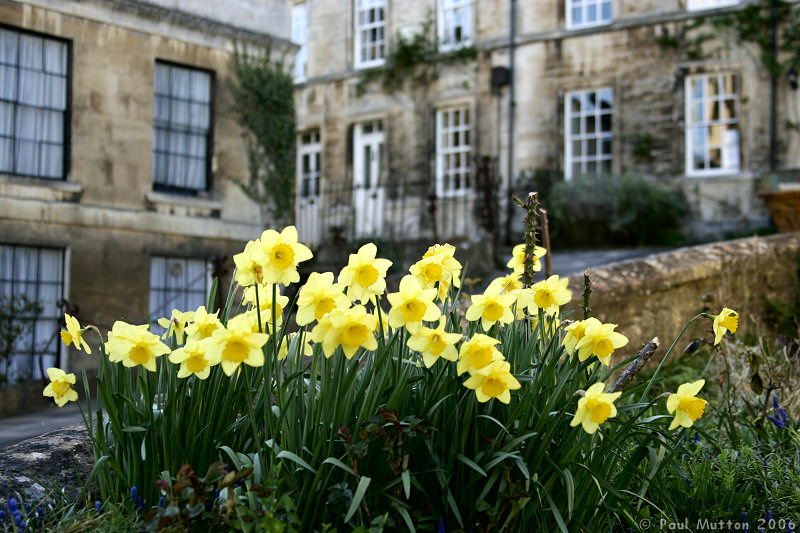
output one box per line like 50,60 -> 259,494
322,457 -> 355,476
401,469 -> 411,499
344,476 -> 371,523
121,426 -> 146,433
276,450 -> 317,473
456,454 -> 487,477
391,502 -> 415,533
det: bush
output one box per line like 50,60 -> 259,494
546,174 -> 688,248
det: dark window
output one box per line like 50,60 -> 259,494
0,244 -> 64,384
149,256 -> 210,334
0,27 -> 69,179
152,62 -> 213,193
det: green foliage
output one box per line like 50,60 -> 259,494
230,44 -> 296,226
356,15 -> 477,95
0,294 -> 43,386
546,174 -> 689,248
632,133 -> 656,162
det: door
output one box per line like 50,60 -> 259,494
353,120 -> 385,238
296,130 -> 322,246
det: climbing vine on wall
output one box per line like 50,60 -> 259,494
230,44 -> 296,226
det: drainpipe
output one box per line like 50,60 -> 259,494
769,0 -> 777,171
504,0 -> 516,245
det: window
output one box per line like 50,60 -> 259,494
149,257 -> 210,334
0,27 -> 69,179
436,107 -> 472,196
438,0 -> 471,51
0,244 -> 64,384
566,0 -> 612,29
298,130 -> 320,201
685,73 -> 740,176
292,3 -> 308,81
564,88 -> 613,179
354,0 -> 386,69
152,62 -> 213,193
687,0 -> 739,11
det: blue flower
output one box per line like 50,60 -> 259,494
769,395 -> 789,428
95,501 -> 102,513
36,506 -> 44,520
8,498 -> 17,512
767,510 -> 772,521
158,497 -> 165,508
437,516 -> 445,533
130,486 -> 137,502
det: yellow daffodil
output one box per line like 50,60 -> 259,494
184,306 -> 222,340
666,379 -> 707,430
157,309 -> 195,345
507,243 -> 546,274
527,275 -> 572,315
60,314 -> 91,354
562,319 -> 590,354
570,382 -> 621,434
42,367 -> 79,407
206,314 -> 269,376
251,226 -> 313,286
338,243 -> 393,304
277,332 -> 314,360
244,284 -> 289,326
295,272 -> 349,326
407,318 -> 462,367
168,339 -> 220,379
312,305 -> 378,359
487,271 -> 523,294
105,321 -> 171,372
510,287 -> 535,319
574,318 -> 628,366
387,275 -> 441,332
463,360 -> 521,404
713,308 -> 739,345
465,287 -> 516,331
457,334 -> 504,376
233,240 -> 264,287
422,243 -> 462,287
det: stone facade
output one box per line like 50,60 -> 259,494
295,0 -> 799,244
0,0 -> 291,400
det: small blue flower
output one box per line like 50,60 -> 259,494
95,501 -> 102,513
437,516 -> 445,533
37,506 -> 44,520
693,432 -> 700,443
158,497 -> 165,508
138,496 -> 144,510
0,510 -> 4,521
766,510 -> 772,521
130,486 -> 137,502
8,498 -> 17,512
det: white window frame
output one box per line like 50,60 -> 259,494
292,2 -> 308,81
354,0 -> 386,69
564,88 -> 613,180
297,130 -> 321,201
684,73 -> 740,177
438,0 -> 472,51
0,244 -> 65,383
687,0 -> 739,11
566,0 -> 612,30
435,106 -> 472,197
149,256 -> 210,333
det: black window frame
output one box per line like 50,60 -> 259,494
152,59 -> 215,195
0,23 -> 72,181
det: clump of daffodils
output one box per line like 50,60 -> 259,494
51,225 -> 725,441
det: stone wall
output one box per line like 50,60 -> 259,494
563,232 -> 800,357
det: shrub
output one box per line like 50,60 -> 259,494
546,174 -> 688,247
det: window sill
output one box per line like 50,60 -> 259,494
0,175 -> 83,202
682,170 -> 755,181
145,190 -> 222,218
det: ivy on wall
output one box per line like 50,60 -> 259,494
230,44 -> 296,226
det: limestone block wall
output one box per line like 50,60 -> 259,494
564,232 -> 800,358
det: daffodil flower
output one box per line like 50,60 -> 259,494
463,360 -> 521,404
184,306 -> 222,340
407,318 -> 462,367
105,321 -> 171,372
507,243 -> 546,274
712,308 -> 739,345
296,272 -> 349,326
570,382 -> 621,434
465,287 -> 516,331
168,339 -> 220,379
574,318 -> 628,366
252,226 -> 314,286
457,334 -> 504,376
312,305 -> 378,359
338,243 -> 393,304
206,314 -> 269,376
60,314 -> 91,354
43,367 -> 79,407
387,275 -> 441,333
666,379 -> 707,430
527,275 -> 572,315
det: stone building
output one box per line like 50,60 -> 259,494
0,0 -> 291,403
292,0 -> 797,248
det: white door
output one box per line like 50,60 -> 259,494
296,131 -> 322,247
353,121 -> 385,237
